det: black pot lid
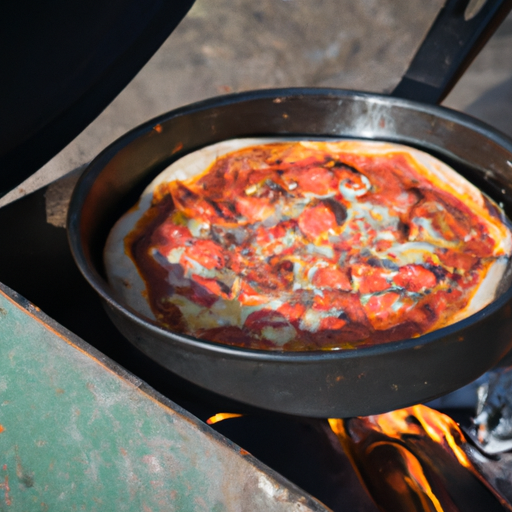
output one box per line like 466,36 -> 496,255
0,0 -> 195,197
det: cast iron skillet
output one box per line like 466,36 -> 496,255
68,0 -> 512,417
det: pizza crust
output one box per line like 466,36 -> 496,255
104,138 -> 512,348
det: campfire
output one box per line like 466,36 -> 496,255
330,405 -> 511,511
206,371 -> 512,512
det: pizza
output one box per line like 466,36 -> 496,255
104,139 -> 512,351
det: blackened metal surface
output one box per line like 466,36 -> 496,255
0,0 -> 195,197
68,88 -> 512,418
210,416 -> 379,512
470,367 -> 512,454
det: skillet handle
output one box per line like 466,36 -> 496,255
392,0 -> 512,104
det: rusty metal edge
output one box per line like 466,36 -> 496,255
0,280 -> 332,512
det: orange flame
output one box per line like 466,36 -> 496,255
409,405 -> 471,469
371,441 -> 445,512
332,405 -> 471,466
356,405 -> 471,468
206,413 -> 243,425
329,405 -> 484,512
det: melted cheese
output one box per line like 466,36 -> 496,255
104,138 -> 512,351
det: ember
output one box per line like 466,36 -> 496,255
206,413 -> 243,425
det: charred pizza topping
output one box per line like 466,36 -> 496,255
109,140 -> 512,351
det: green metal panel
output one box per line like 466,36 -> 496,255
0,283 -> 329,512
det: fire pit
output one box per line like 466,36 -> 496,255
2,0 -> 512,510
4,171 -> 512,511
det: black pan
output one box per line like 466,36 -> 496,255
68,0 -> 512,417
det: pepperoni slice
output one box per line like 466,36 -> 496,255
191,275 -> 231,299
298,204 -> 338,240
235,196 -> 274,223
170,182 -> 217,222
238,280 -> 270,306
182,239 -> 225,270
197,326 -> 256,349
320,316 -> 347,330
312,291 -> 368,326
362,291 -> 403,330
352,264 -> 391,295
151,221 -> 192,256
312,267 -> 352,291
278,302 -> 306,323
409,189 -> 492,254
393,264 -> 437,292
291,166 -> 337,196
244,310 -> 296,346
436,249 -> 478,272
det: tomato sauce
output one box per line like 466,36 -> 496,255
121,141 -> 510,351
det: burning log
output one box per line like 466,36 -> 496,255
330,405 -> 512,512
205,372 -> 512,512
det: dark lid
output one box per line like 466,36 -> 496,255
0,0 -> 195,197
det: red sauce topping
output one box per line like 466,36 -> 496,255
121,142 -> 508,351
